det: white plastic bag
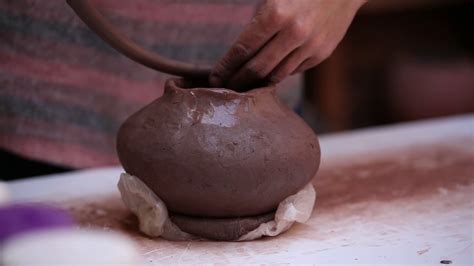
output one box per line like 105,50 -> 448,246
118,173 -> 316,241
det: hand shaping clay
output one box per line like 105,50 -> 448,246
117,79 -> 320,218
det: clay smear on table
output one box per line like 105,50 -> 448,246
313,141 -> 474,212
66,141 -> 474,250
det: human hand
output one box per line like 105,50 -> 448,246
210,0 -> 367,90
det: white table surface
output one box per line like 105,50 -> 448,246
5,114 -> 474,265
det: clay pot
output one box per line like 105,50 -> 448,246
117,79 -> 320,218
67,0 -> 321,240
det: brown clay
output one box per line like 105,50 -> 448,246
169,212 -> 275,241
117,79 -> 321,218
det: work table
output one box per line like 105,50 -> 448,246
6,115 -> 474,264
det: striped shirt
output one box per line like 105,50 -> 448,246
0,0 -> 302,168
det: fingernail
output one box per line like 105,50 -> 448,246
209,74 -> 223,88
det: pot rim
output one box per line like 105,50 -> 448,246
165,78 -> 275,97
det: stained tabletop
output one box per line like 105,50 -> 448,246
7,115 -> 474,264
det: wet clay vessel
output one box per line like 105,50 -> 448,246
68,0 -> 321,240
117,79 -> 320,218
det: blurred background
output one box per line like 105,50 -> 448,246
304,0 -> 474,132
1,0 -> 473,179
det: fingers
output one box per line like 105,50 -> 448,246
210,0 -> 354,89
292,46 -> 333,74
265,37 -> 328,85
225,25 -> 307,90
292,58 -> 317,74
209,9 -> 283,87
267,46 -> 308,84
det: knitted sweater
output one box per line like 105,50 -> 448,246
0,0 -> 301,168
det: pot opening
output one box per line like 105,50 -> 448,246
173,78 -> 212,90
167,78 -> 274,95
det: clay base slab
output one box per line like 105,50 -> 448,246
169,212 -> 275,241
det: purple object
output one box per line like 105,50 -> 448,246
0,203 -> 75,242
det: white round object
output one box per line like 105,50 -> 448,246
0,228 -> 142,266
